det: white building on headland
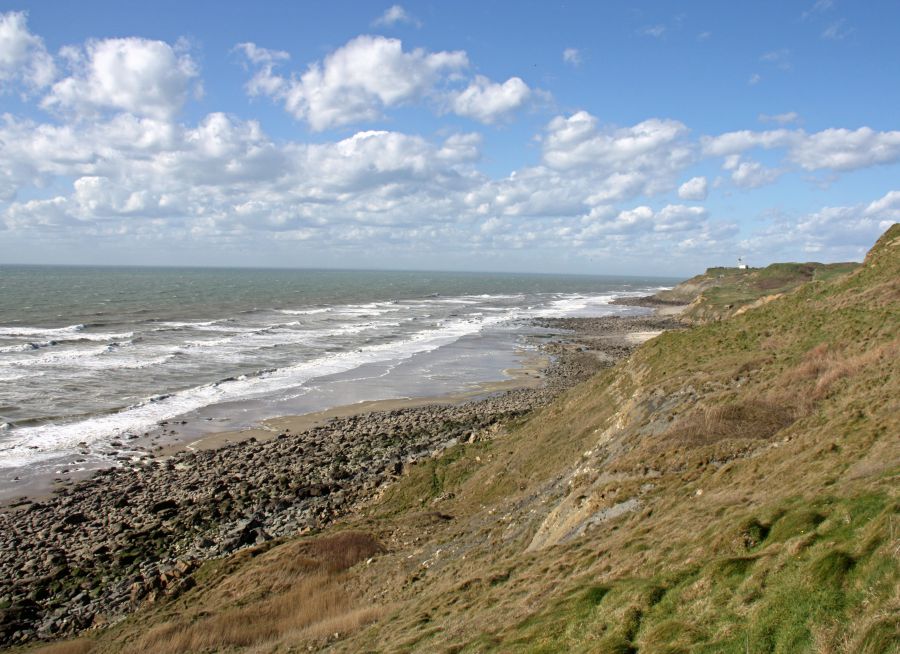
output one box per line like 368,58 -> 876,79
737,257 -> 748,270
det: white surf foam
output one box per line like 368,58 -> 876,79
0,314 -> 511,467
0,324 -> 86,337
277,308 -> 331,315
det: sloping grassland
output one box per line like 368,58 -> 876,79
654,261 -> 859,324
23,225 -> 899,653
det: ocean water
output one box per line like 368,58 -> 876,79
0,265 -> 676,492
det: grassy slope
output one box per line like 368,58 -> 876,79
654,261 -> 859,324
23,226 -> 899,654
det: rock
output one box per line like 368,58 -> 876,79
149,499 -> 178,514
62,512 -> 89,526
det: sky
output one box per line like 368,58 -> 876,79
0,1 -> 898,275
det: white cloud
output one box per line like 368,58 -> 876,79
235,43 -> 290,97
1,13 -> 892,271
701,129 -> 794,157
373,5 -> 421,28
703,126 -> 900,176
542,112 -> 693,197
788,127 -> 900,171
235,42 -> 289,66
239,35 -> 467,131
723,156 -> 782,189
638,25 -> 666,38
577,203 -> 710,242
742,189 -> 898,259
1,107 -> 491,240
802,0 -> 834,20
0,11 -> 56,91
41,37 -> 199,119
450,75 -> 530,124
748,73 -> 761,85
760,49 -> 791,70
678,176 -> 708,200
822,19 -> 851,40
864,190 -> 900,219
759,111 -> 800,125
562,48 -> 581,66
0,99 -> 750,266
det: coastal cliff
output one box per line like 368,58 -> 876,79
9,225 -> 899,653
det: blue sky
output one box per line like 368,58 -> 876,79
0,1 -> 898,275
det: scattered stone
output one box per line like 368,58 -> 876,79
0,315 -> 675,646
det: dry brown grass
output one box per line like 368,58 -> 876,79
665,398 -> 797,448
309,530 -> 385,573
124,531 -> 385,654
784,340 -> 898,399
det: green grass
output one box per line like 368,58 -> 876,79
655,260 -> 860,324
469,492 -> 897,654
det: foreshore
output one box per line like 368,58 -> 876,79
0,313 -> 681,646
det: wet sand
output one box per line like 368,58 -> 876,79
176,352 -> 549,453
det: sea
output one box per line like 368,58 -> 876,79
0,265 -> 677,497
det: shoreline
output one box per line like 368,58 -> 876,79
0,349 -> 550,504
0,312 -> 681,646
172,350 -> 550,455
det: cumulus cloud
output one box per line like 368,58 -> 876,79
864,190 -> 900,219
576,204 -> 712,244
678,176 -> 708,200
373,5 -> 421,28
0,11 -> 56,91
742,189 -> 898,259
562,48 -> 581,66
235,42 -> 288,67
41,37 -> 199,119
723,156 -> 782,189
0,107 -> 490,239
239,35 -> 467,131
450,75 -> 531,124
701,129 -> 793,157
1,10 -> 892,268
788,127 -> 900,171
541,111 -> 693,196
704,126 -> 900,173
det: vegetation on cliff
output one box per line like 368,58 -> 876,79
649,260 -> 859,324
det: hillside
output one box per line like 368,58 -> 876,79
19,225 -> 899,654
630,260 -> 859,324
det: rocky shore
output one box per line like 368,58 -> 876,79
0,314 -> 678,646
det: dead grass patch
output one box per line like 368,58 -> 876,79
664,399 -> 797,448
784,340 -> 898,399
308,530 -> 385,573
125,531 -> 385,654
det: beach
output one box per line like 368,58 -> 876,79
0,312 -> 679,644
